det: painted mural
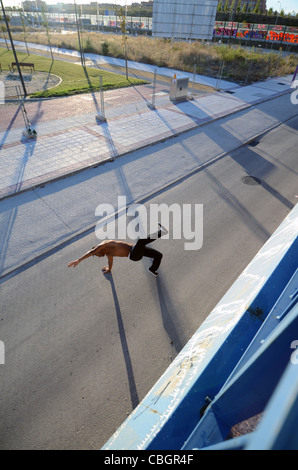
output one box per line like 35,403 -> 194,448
213,21 -> 298,45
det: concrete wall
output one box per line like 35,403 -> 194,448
152,0 -> 218,40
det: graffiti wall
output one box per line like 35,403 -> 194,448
213,21 -> 298,45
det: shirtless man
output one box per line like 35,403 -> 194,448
68,224 -> 168,277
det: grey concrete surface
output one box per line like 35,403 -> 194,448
0,92 -> 297,280
0,115 -> 297,449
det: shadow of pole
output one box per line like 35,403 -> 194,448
0,104 -> 22,150
261,180 -> 294,210
42,58 -> 55,93
180,140 -> 271,242
0,138 -> 36,275
105,273 -> 139,410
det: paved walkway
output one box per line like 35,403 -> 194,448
0,58 -> 294,201
0,70 -> 61,98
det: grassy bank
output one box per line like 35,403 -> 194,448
9,31 -> 297,84
0,47 -> 147,98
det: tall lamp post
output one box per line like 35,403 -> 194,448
74,0 -> 85,67
0,0 -> 27,96
271,0 -> 281,49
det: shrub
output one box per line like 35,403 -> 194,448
102,41 -> 109,56
83,37 -> 96,53
59,40 -> 75,50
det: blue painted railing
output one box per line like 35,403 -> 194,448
103,204 -> 298,450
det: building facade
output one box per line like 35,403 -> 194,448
152,0 -> 218,40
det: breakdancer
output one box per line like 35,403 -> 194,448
68,224 -> 168,277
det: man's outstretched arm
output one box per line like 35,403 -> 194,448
68,245 -> 102,268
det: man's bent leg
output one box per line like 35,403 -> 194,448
143,247 -> 163,273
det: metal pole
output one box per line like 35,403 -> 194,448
96,76 -> 106,122
97,1 -> 99,32
74,0 -> 84,66
153,69 -> 157,108
20,11 -> 29,55
147,69 -> 157,110
16,85 -> 37,138
192,63 -> 197,93
124,39 -> 128,80
216,60 -> 224,91
245,59 -> 253,85
124,7 -> 128,80
99,76 -> 105,120
0,0 -> 27,97
120,7 -> 128,80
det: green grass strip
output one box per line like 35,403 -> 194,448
0,47 -> 148,98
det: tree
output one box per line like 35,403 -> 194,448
120,7 -> 128,80
0,24 -> 8,49
20,12 -> 29,55
217,0 -> 223,12
224,0 -> 230,12
253,0 -> 261,14
0,14 -> 9,49
236,0 -> 242,13
41,5 -> 53,61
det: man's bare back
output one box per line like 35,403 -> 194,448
68,240 -> 133,273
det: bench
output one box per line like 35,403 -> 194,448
10,62 -> 35,72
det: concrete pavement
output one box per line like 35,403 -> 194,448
0,48 -> 297,281
0,90 -> 297,283
1,119 -> 297,450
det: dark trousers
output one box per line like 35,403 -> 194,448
129,230 -> 163,272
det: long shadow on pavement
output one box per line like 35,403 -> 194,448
105,272 -> 139,410
0,138 -> 37,275
0,105 -> 22,150
180,140 -> 271,242
156,276 -> 184,354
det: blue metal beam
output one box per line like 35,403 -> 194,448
182,305 -> 298,449
222,268 -> 298,385
245,362 -> 298,450
200,434 -> 250,451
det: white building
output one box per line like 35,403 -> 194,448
152,0 -> 218,40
